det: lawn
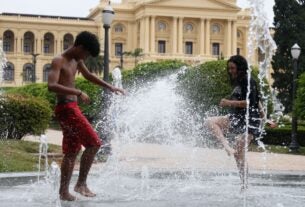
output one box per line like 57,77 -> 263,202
0,140 -> 62,173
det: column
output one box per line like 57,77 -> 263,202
244,27 -> 249,58
139,18 -> 145,50
144,16 -> 150,54
178,17 -> 184,54
150,16 -> 156,53
200,18 -> 205,55
172,16 -> 178,54
205,19 -> 211,56
133,22 -> 138,49
226,20 -> 232,57
232,20 -> 237,55
36,34 -> 41,54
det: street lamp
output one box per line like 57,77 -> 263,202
31,53 -> 40,83
98,1 -> 115,157
102,1 -> 115,83
289,43 -> 301,152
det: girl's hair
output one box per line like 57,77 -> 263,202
227,55 -> 249,86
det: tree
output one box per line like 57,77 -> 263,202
272,0 -> 305,113
125,48 -> 144,66
85,55 -> 104,76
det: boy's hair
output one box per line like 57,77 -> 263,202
74,31 -> 100,57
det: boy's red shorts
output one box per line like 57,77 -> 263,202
55,102 -> 102,154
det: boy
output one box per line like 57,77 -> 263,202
48,31 -> 124,201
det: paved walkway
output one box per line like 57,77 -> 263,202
23,129 -> 305,173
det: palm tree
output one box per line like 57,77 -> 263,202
85,55 -> 104,76
125,48 -> 144,66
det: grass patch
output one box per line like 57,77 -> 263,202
249,144 -> 305,155
0,140 -> 62,173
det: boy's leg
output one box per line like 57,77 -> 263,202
74,146 -> 99,197
59,152 -> 78,201
206,116 -> 235,156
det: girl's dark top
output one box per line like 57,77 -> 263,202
228,77 -> 261,137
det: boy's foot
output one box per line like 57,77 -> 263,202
60,192 -> 76,201
74,184 -> 96,197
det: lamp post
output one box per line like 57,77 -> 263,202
102,2 -> 115,83
99,1 -> 115,156
31,53 -> 40,83
289,43 -> 301,152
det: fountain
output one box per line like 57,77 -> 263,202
1,2 -> 305,207
0,40 -> 7,85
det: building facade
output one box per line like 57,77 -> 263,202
0,0 -> 252,87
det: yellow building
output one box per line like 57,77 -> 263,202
0,0 -> 252,87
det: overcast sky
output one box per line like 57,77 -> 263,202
0,0 -> 275,25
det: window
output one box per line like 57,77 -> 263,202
184,23 -> 193,32
212,24 -> 221,34
23,64 -> 35,82
3,31 -> 13,52
115,43 -> 123,56
3,41 -> 11,52
185,42 -> 193,55
63,34 -> 74,50
158,22 -> 167,31
212,43 -> 220,56
44,33 -> 54,54
114,24 -> 124,33
43,64 -> 51,82
24,32 -> 34,54
3,62 -> 14,81
158,40 -> 166,53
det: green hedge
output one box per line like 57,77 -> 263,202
7,83 -> 56,108
0,94 -> 52,139
6,78 -> 102,120
296,72 -> 305,119
177,60 -> 272,115
122,59 -> 185,86
262,127 -> 305,146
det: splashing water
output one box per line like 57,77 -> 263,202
244,0 -> 277,194
38,134 -> 49,182
0,40 -> 7,89
46,161 -> 61,207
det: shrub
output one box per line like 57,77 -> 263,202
296,72 -> 305,119
177,60 -> 231,114
0,94 -> 52,139
75,78 -> 103,121
122,59 -> 186,86
263,127 -> 305,146
177,60 -> 273,116
7,83 -> 56,108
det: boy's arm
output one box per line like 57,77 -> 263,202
77,60 -> 125,94
47,57 -> 82,96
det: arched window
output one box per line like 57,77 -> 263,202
158,21 -> 167,31
23,63 -> 35,82
63,33 -> 74,50
212,24 -> 221,34
44,33 -> 55,54
184,23 -> 194,32
3,62 -> 14,81
23,32 -> 34,54
114,24 -> 124,33
3,30 -> 14,53
43,64 -> 51,82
